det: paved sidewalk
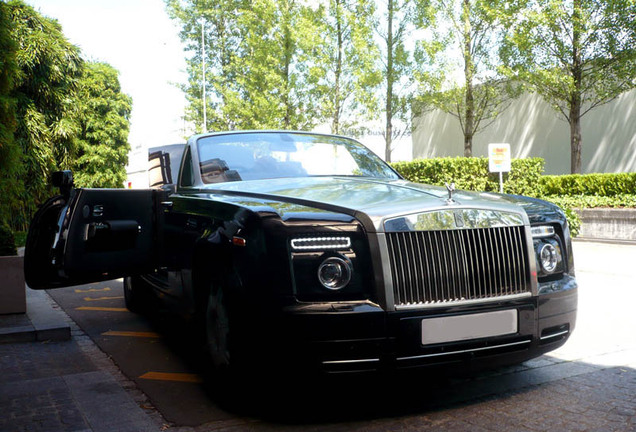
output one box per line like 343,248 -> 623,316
0,288 -> 164,432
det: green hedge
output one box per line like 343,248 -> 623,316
540,173 -> 636,196
544,194 -> 636,209
391,158 -> 636,238
392,158 -> 636,238
392,157 -> 545,197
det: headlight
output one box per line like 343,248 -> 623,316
317,256 -> 352,290
289,228 -> 371,301
532,225 -> 564,277
539,243 -> 558,273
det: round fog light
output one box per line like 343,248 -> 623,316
539,243 -> 558,273
318,257 -> 352,290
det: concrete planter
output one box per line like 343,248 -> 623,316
0,255 -> 26,314
576,208 -> 636,242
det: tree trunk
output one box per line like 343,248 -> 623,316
462,0 -> 474,157
464,81 -> 474,157
283,40 -> 292,129
464,130 -> 473,157
384,0 -> 394,163
332,0 -> 343,135
282,1 -> 293,129
570,0 -> 583,174
569,113 -> 582,174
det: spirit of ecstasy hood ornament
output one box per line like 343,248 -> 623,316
445,182 -> 456,204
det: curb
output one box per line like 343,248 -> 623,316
0,288 -> 71,344
573,237 -> 636,246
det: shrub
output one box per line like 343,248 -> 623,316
392,157 -> 545,197
14,231 -> 27,249
545,194 -> 636,209
540,204 -> 581,238
391,157 -> 592,235
541,173 -> 636,197
392,159 -> 636,238
0,223 -> 17,256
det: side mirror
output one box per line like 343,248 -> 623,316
161,183 -> 176,194
51,170 -> 73,198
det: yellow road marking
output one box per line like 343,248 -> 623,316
75,287 -> 112,293
83,296 -> 124,302
102,331 -> 161,338
75,306 -> 128,312
139,372 -> 203,383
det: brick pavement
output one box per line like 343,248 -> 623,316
0,289 -> 163,432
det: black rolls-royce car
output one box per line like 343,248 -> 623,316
25,131 -> 577,375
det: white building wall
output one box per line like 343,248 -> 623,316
124,145 -> 149,189
412,89 -> 636,175
313,121 -> 413,163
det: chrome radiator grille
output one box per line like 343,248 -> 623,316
386,226 -> 531,308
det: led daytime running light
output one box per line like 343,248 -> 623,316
531,225 -> 555,238
291,237 -> 351,251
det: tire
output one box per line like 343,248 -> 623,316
123,276 -> 151,313
205,285 -> 234,370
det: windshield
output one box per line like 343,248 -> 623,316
196,132 -> 400,184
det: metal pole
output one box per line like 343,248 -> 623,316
499,171 -> 503,194
201,19 -> 206,133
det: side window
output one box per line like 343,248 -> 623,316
180,147 -> 194,187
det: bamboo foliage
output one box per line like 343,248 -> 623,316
0,1 -> 133,230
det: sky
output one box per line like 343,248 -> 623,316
26,0 -> 190,152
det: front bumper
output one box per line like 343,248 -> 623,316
279,275 -> 577,374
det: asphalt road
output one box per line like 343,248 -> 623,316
47,282 -> 232,427
46,240 -> 636,431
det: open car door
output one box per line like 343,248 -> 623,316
25,176 -> 162,290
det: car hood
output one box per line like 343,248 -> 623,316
198,177 -> 536,231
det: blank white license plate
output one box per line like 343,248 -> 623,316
421,309 -> 518,345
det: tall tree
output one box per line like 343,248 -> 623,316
271,0 -> 325,129
0,1 -> 20,226
415,0 -> 521,156
166,0 -> 325,132
72,62 -> 132,188
502,0 -> 636,173
166,0 -> 242,132
7,0 -> 83,229
316,0 -> 381,135
377,0 -> 422,162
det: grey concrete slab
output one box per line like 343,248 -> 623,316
0,287 -> 71,343
577,208 -> 636,242
0,255 -> 26,314
63,371 -> 159,432
0,307 -> 35,343
27,288 -> 71,342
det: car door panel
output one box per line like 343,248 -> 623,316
25,188 -> 162,289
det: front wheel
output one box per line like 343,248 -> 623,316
123,276 -> 151,313
205,286 -> 234,370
